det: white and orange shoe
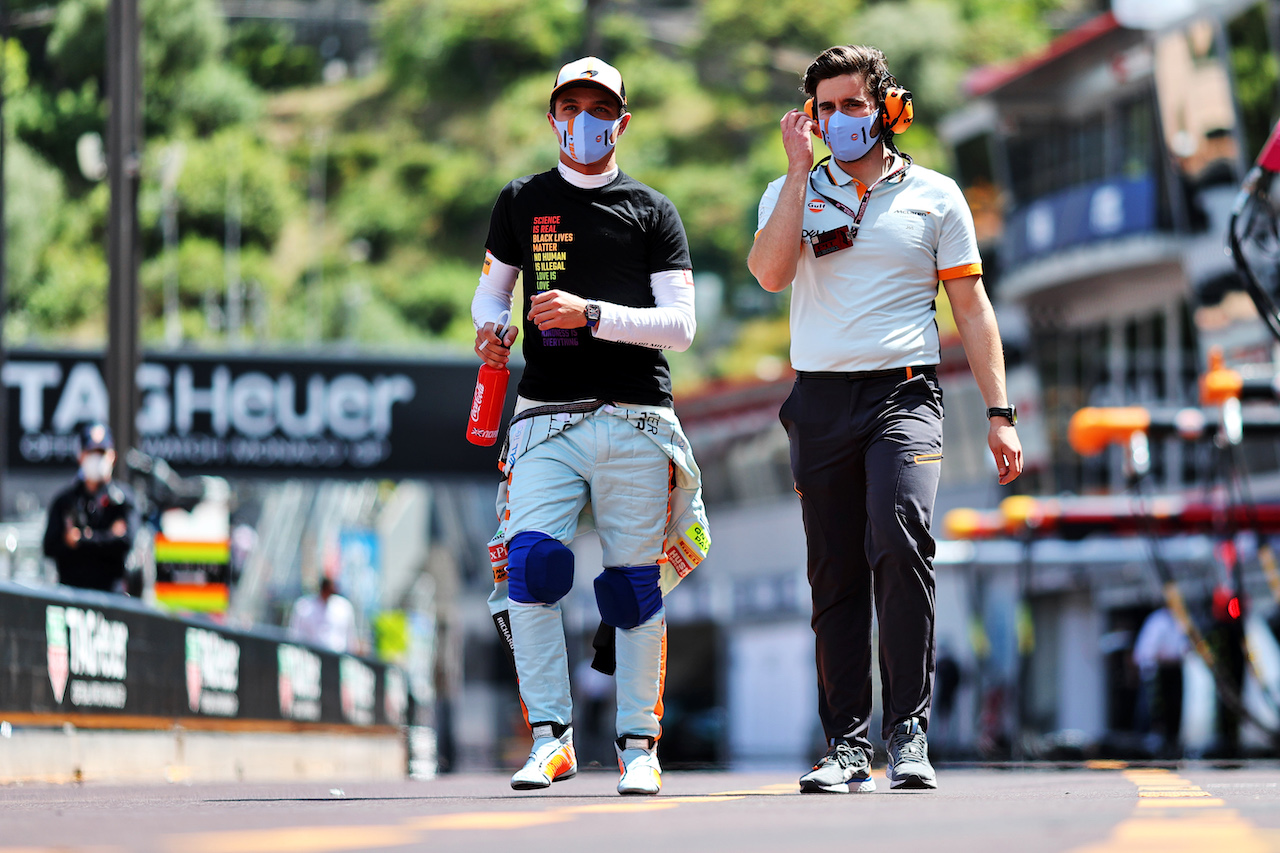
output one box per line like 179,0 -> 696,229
511,724 -> 577,790
615,735 -> 661,796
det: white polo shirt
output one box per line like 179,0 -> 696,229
756,158 -> 982,373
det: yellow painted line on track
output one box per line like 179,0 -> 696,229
1070,768 -> 1272,853
0,849 -> 123,853
160,785 -> 773,852
408,811 -> 574,830
560,801 -> 682,814
1135,797 -> 1228,808
658,794 -> 750,802
177,826 -> 423,853
710,782 -> 795,795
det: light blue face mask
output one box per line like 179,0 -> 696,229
554,112 -> 625,165
820,109 -> 881,162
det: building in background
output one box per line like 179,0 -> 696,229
937,4 -> 1280,758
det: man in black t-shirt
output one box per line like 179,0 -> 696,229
472,56 -> 705,796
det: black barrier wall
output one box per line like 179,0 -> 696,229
0,582 -> 409,728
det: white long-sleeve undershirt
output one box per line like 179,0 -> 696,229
471,164 -> 697,352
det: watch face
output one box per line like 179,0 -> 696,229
586,304 -> 601,321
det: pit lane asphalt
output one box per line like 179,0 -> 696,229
1,763 -> 1278,853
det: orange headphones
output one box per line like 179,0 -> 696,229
803,78 -> 914,136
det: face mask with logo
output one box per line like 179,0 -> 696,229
80,452 -> 111,483
820,109 -> 881,162
554,112 -> 625,166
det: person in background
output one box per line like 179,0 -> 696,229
43,422 -> 139,594
748,44 -> 1022,793
1206,586 -> 1245,758
1132,606 -> 1189,757
229,521 -> 259,584
288,576 -> 360,654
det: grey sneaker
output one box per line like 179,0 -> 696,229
887,718 -> 937,790
799,741 -> 876,793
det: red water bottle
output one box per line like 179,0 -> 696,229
466,315 -> 511,446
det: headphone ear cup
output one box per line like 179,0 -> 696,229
881,88 -> 914,135
803,98 -> 822,137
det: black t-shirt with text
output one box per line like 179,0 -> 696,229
485,169 -> 691,407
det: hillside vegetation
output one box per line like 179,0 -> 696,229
8,0 -> 1095,381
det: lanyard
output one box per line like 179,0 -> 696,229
807,154 -> 912,236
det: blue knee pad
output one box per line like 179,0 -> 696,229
594,565 -> 662,629
507,531 -> 574,604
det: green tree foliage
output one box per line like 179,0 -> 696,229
226,21 -> 322,91
41,0 -> 255,140
139,236 -> 225,317
696,0 -> 861,98
376,257 -> 482,339
2,30 -> 29,96
8,81 -> 103,189
163,131 -> 294,251
380,0 -> 583,104
4,140 -> 65,313
45,0 -> 108,89
1228,2 -> 1280,157
15,184 -> 110,340
170,63 -> 263,137
6,0 -> 1112,357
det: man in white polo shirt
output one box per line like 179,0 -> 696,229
748,44 -> 1022,794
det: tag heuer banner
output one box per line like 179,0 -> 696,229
1,582 -> 409,728
3,349 -> 520,477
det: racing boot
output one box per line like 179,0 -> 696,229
510,723 -> 577,790
615,734 -> 661,795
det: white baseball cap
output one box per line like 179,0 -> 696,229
550,56 -> 627,110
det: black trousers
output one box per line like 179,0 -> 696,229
780,369 -> 944,752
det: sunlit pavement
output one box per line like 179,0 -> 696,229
1,764 -> 1278,853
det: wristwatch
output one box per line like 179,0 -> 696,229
987,405 -> 1017,426
584,302 -> 601,330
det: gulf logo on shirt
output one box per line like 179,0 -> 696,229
807,198 -> 826,213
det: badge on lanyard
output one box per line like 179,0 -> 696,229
806,155 -> 912,258
809,226 -> 854,257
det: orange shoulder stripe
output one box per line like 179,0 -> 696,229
939,262 -> 983,281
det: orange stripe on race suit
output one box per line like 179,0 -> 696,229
657,461 -> 676,567
652,622 -> 668,736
